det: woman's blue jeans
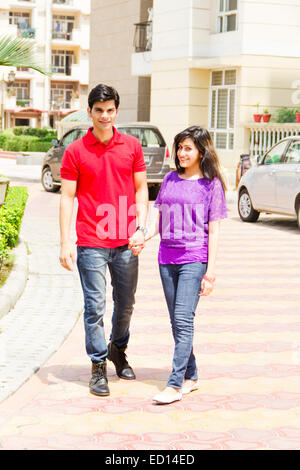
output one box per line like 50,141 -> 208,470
77,246 -> 138,363
159,262 -> 207,388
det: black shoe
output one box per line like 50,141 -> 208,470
89,361 -> 110,396
107,342 -> 136,380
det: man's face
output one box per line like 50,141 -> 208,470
88,99 -> 119,132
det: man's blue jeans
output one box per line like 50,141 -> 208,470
77,245 -> 138,363
159,262 -> 207,389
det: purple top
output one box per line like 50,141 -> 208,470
154,171 -> 227,264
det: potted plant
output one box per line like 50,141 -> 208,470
253,103 -> 262,122
296,109 -> 300,123
6,88 -> 16,108
262,109 -> 271,122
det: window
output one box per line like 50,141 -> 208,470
51,49 -> 74,75
9,11 -> 30,31
50,82 -> 74,109
118,127 -> 164,148
284,141 -> 300,164
217,0 -> 237,33
61,129 -> 78,147
264,141 -> 287,165
209,70 -> 236,150
52,15 -> 75,40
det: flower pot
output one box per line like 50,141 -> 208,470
262,114 -> 271,122
296,113 -> 300,123
253,114 -> 262,122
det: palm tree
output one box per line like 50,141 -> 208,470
0,35 -> 51,76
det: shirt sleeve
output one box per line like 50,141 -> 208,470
154,172 -> 171,208
133,140 -> 146,173
60,148 -> 79,181
208,177 -> 227,221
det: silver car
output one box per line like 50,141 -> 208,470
238,137 -> 300,229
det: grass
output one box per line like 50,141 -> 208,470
0,253 -> 15,288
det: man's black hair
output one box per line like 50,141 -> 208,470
88,84 -> 120,109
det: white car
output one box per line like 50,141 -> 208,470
238,137 -> 300,229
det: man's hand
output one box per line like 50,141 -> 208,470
59,242 -> 76,271
128,230 -> 145,256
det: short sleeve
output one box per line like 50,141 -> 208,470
208,178 -> 227,221
133,141 -> 146,173
60,148 -> 79,181
154,172 -> 172,208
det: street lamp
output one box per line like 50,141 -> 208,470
1,69 -> 16,131
0,177 -> 10,207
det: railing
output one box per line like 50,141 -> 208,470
16,98 -> 32,108
50,100 -> 72,110
246,123 -> 300,158
17,27 -> 35,39
52,31 -> 72,40
52,0 -> 73,5
133,21 -> 152,52
51,65 -> 72,76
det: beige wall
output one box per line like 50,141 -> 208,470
90,0 -> 152,122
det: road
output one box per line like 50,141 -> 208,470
0,180 -> 300,450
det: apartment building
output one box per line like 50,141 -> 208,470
131,0 -> 300,181
0,0 -> 90,129
89,0 -> 152,123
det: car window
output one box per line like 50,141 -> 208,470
264,141 -> 287,165
143,129 -> 164,148
285,141 -> 300,164
61,129 -> 79,147
77,129 -> 88,139
118,127 -> 164,148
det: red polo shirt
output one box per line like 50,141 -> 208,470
60,127 -> 146,248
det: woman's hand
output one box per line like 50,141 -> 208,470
199,274 -> 215,296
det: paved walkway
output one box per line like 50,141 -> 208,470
1,177 -> 300,450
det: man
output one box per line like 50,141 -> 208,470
59,84 -> 148,397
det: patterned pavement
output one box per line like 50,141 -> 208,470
0,184 -> 300,450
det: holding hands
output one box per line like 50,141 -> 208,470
128,226 -> 147,256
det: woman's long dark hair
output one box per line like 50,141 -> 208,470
173,126 -> 227,192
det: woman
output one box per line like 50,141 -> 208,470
143,126 -> 227,404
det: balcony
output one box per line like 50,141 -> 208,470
9,1 -> 35,8
50,99 -> 72,111
17,27 -> 35,39
16,98 -> 33,108
131,21 -> 152,77
245,122 -> 300,158
51,28 -> 88,48
52,0 -> 90,15
133,21 -> 152,52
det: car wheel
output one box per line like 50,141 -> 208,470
42,167 -> 60,193
238,188 -> 260,222
297,204 -> 300,230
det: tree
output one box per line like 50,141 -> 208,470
0,35 -> 51,76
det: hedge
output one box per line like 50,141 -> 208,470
0,127 -> 57,153
0,185 -> 28,268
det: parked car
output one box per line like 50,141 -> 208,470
237,137 -> 300,229
41,123 -> 170,198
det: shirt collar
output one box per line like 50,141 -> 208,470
84,127 -> 124,147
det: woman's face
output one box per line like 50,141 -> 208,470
177,138 -> 201,170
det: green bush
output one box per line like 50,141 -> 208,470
0,134 -> 6,149
275,107 -> 296,123
0,185 -> 28,267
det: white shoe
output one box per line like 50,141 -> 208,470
152,391 -> 182,404
181,381 -> 199,395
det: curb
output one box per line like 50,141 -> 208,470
0,238 -> 29,320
